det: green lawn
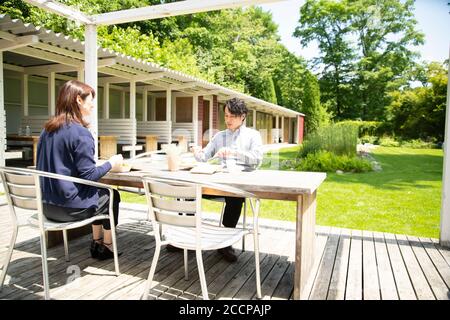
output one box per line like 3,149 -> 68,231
120,146 -> 443,238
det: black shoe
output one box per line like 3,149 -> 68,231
90,240 -> 101,259
218,246 -> 237,263
96,244 -> 122,261
166,244 -> 183,252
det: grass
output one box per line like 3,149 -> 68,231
120,146 -> 443,238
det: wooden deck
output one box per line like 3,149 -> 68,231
0,202 -> 449,300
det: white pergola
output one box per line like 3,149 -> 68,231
11,1 -> 450,247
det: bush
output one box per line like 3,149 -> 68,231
377,136 -> 439,149
299,123 -> 358,157
358,135 -> 379,145
291,151 -> 372,173
378,136 -> 400,147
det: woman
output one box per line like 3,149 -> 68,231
36,80 -> 123,260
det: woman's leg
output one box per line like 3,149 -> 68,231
92,224 -> 103,243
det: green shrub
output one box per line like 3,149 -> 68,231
400,139 -> 438,149
336,120 -> 382,137
293,151 -> 372,173
299,123 -> 358,157
358,135 -> 379,145
378,136 -> 400,147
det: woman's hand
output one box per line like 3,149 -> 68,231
108,154 -> 123,171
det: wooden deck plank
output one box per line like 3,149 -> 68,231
238,229 -> 294,300
406,235 -> 449,300
2,203 -> 450,301
418,237 -> 450,293
362,230 -> 380,300
395,234 -> 435,300
309,226 -> 339,300
373,231 -> 398,300
384,232 -> 416,300
327,228 -> 351,300
345,229 -> 363,300
431,238 -> 450,267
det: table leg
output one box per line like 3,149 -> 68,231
293,191 -> 317,300
33,140 -> 38,166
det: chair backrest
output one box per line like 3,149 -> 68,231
0,168 -> 39,211
143,177 -> 200,228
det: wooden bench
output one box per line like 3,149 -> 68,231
137,135 -> 158,152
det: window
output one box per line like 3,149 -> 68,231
175,97 -> 193,123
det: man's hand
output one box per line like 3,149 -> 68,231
214,147 -> 236,159
190,145 -> 203,157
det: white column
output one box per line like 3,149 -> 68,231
253,109 -> 257,129
77,68 -> 84,82
142,88 -> 148,121
48,72 -> 55,116
22,74 -> 28,116
440,46 -> 450,247
281,116 -> 285,143
275,115 -> 279,143
120,90 -> 125,118
85,24 -> 98,159
193,95 -> 198,146
130,80 -> 137,158
102,83 -> 109,119
0,53 -> 5,167
166,89 -> 172,143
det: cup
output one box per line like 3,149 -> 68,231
167,153 -> 180,171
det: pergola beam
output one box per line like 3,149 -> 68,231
91,0 -> 285,26
98,72 -> 165,85
0,35 -> 39,52
22,0 -> 92,24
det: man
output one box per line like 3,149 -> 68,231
192,97 -> 263,262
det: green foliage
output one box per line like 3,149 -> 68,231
336,120 -> 381,137
299,123 -> 359,157
294,0 -> 425,122
294,151 -> 372,173
386,61 -> 447,141
301,71 -> 330,133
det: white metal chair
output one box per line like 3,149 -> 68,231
0,166 -> 120,300
141,175 -> 261,300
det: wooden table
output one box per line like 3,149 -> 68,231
101,168 -> 326,299
99,135 -> 118,159
6,135 -> 40,165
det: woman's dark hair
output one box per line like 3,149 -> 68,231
44,80 -> 95,133
224,98 -> 248,118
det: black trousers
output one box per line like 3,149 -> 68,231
42,188 -> 121,230
203,195 -> 245,228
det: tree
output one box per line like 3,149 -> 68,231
294,0 -> 356,119
294,0 -> 425,121
386,61 -> 447,140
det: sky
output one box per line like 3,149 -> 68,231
258,0 -> 449,63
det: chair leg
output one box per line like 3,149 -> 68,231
196,249 -> 209,300
39,233 -> 51,300
0,225 -> 18,290
143,244 -> 161,300
218,202 -> 225,227
253,231 -> 261,299
109,220 -> 120,276
242,200 -> 247,252
62,230 -> 69,262
184,249 -> 189,280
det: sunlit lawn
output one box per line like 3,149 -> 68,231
120,146 -> 443,238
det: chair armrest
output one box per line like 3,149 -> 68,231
1,166 -> 115,191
